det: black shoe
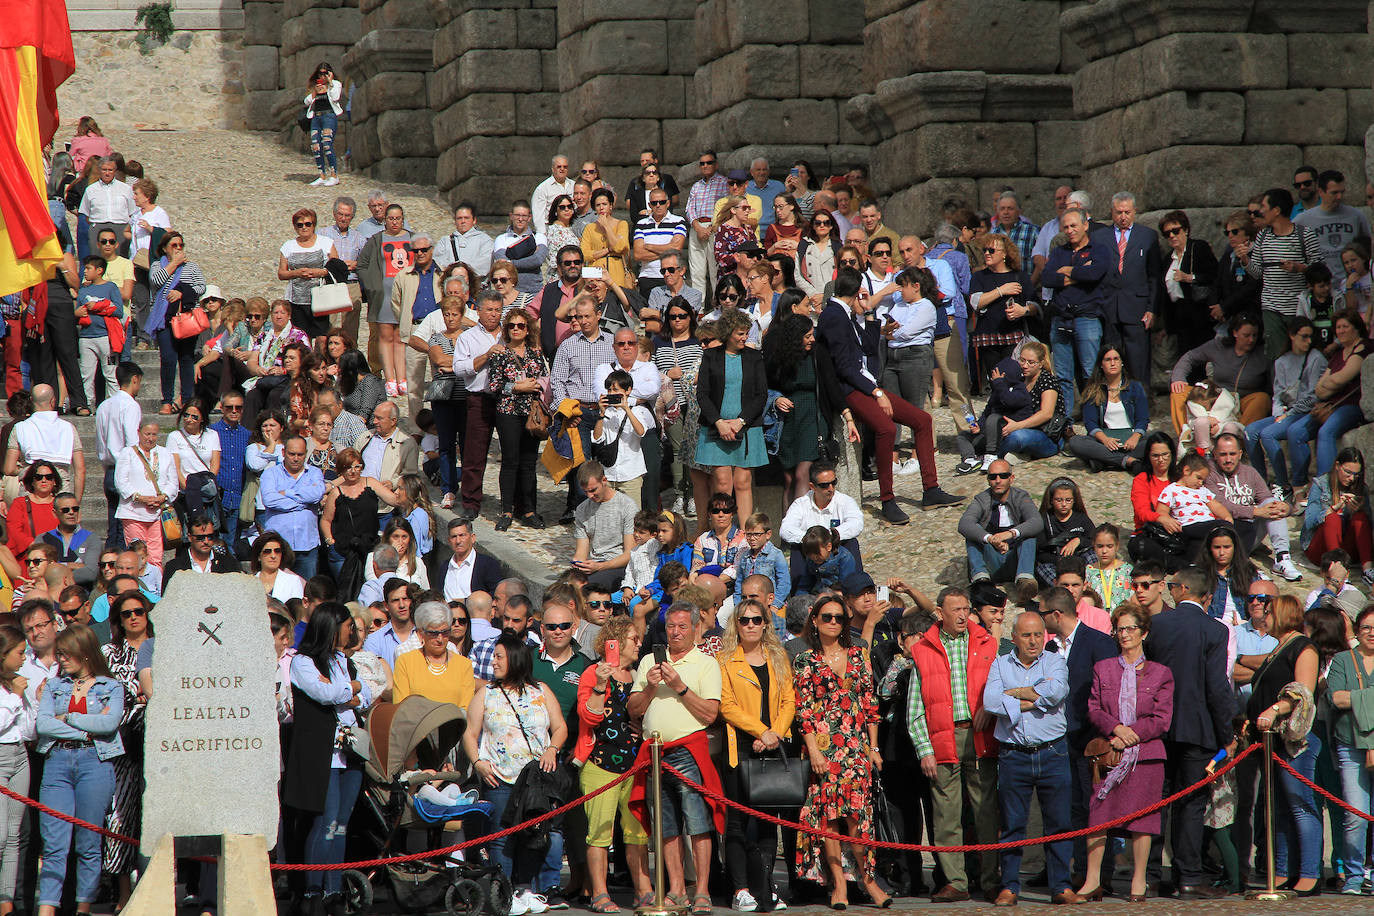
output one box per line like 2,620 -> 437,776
559,510 -> 577,525
921,486 -> 964,509
1176,884 -> 1226,899
862,460 -> 878,482
520,512 -> 545,529
880,499 -> 910,525
495,514 -> 513,532
323,892 -> 349,916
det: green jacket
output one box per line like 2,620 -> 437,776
1325,649 -> 1374,749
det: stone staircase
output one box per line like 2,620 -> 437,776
69,347 -> 181,544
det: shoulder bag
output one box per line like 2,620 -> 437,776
1347,648 -> 1374,768
424,374 -> 456,402
593,410 -> 629,468
132,448 -> 183,547
170,304 -> 210,340
526,399 -> 552,440
737,745 -> 809,810
311,277 -> 353,316
1084,736 -> 1123,784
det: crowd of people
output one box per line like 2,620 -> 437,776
3,116 -> 1374,913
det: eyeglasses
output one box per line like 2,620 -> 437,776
614,340 -> 637,347
699,159 -> 716,166
421,628 -> 448,638
738,615 -> 765,626
1166,581 -> 1183,590
294,221 -> 314,228
557,204 -> 574,211
585,600 -> 610,609
505,322 -> 527,330
167,242 -> 185,249
1247,594 -> 1274,604
247,313 -> 267,320
119,607 -> 147,619
1225,228 -> 1248,237
260,546 -> 282,555
1293,179 -> 1315,188
410,246 -> 432,253
871,250 -> 892,258
543,621 -> 573,631
1162,227 -> 1183,237
816,612 -> 845,624
1115,625 -> 1141,634
987,472 -> 1012,480
814,479 -> 837,489
184,414 -> 202,422
371,617 -> 387,627
57,506 -> 79,514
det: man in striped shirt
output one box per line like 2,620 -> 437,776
632,194 -> 687,299
685,151 -> 729,294
1247,187 -> 1322,359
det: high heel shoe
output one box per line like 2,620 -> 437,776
1275,877 -> 1298,890
1077,887 -> 1104,902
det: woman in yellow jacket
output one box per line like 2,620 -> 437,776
719,598 -> 796,912
579,189 -> 631,289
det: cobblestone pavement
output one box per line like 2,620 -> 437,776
102,128 -> 1329,605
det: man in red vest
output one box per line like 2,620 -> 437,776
906,586 -> 1001,903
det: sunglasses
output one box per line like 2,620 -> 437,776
543,621 -> 574,631
57,506 -> 80,514
585,600 -> 610,609
119,607 -> 147,619
699,159 -> 716,166
371,617 -> 387,627
662,266 -> 680,273
1293,179 -> 1315,188
191,532 -> 215,541
581,168 -> 597,174
987,472 -> 1012,480
709,507 -> 733,514
1247,209 -> 1263,218
814,479 -> 837,489
505,322 -> 528,329
260,546 -> 282,555
24,558 -> 44,566
738,615 -> 765,626
100,560 -> 117,568
33,473 -> 55,481
421,628 -> 449,638
1225,228 -> 1248,237
644,170 -> 659,175
294,221 -> 314,228
247,313 -> 267,319
410,246 -> 432,254
492,276 -> 512,284
452,617 -> 470,625
816,612 -> 845,624
813,218 -> 832,226
650,200 -> 669,206
98,238 -> 117,245
224,403 -> 244,411
561,259 -> 584,267
1247,594 -> 1274,604
717,293 -> 740,302
1131,579 -> 1162,587
167,242 -> 185,249
667,312 -> 690,320
839,259 -> 859,267
557,204 -> 575,210
1162,227 -> 1183,237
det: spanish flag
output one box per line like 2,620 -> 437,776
0,0 -> 74,297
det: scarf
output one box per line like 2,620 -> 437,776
146,256 -> 185,333
1096,655 -> 1142,800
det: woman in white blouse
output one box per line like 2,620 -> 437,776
166,401 -> 222,527
363,518 -> 430,590
0,624 -> 35,907
251,532 -> 306,602
244,411 -> 286,529
114,420 -> 179,570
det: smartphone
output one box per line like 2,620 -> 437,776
876,585 -> 889,603
790,167 -> 800,177
605,640 -> 620,667
653,645 -> 668,666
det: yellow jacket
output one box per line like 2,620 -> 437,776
580,219 -> 631,289
719,645 -> 796,768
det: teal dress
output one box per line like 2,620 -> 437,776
695,353 -> 768,468
775,352 -> 823,468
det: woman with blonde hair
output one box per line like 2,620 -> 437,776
969,233 -> 1036,385
719,598 -> 795,912
999,340 -> 1066,460
712,196 -> 756,274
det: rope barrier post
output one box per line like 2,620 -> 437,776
1246,731 -> 1294,901
638,733 -> 680,916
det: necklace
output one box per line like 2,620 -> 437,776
425,654 -> 448,676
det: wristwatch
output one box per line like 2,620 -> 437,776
872,387 -> 885,398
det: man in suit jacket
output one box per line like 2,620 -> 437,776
354,401 -> 419,511
815,267 -> 962,525
441,516 -> 502,602
1144,565 -> 1233,899
161,514 -> 242,588
1040,586 -> 1118,882
1091,192 -> 1161,383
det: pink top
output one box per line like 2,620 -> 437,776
1076,600 -> 1112,635
69,134 -> 112,171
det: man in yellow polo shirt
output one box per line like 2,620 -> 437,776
628,603 -> 721,911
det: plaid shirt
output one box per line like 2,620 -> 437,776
330,409 -> 368,451
993,219 -> 1039,267
469,632 -> 541,682
686,174 -> 730,224
211,419 -> 252,509
905,628 -> 970,759
550,330 -> 615,403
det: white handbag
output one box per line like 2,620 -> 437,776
311,280 -> 352,316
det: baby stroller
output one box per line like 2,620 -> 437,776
341,696 -> 513,916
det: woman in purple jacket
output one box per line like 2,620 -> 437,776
1076,602 -> 1174,902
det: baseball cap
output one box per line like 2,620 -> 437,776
726,169 -> 748,182
841,572 -> 876,597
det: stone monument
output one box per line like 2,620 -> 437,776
127,572 -> 281,916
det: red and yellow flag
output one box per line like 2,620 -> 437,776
0,0 -> 75,297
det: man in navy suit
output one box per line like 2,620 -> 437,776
441,516 -> 503,601
1092,192 -> 1161,383
1145,565 -> 1234,899
1038,586 -> 1118,884
815,267 -> 962,524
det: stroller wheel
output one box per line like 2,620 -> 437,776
485,870 -> 514,916
446,877 -> 488,916
339,869 -> 374,915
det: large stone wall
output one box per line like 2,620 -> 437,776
345,0 -> 437,183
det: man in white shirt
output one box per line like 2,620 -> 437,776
633,193 -> 688,299
1030,185 -> 1073,294
4,384 -> 85,499
778,462 -> 865,587
77,159 -> 135,256
18,600 -> 60,708
442,517 -> 501,602
531,156 -> 576,234
94,363 -> 142,548
453,291 -> 504,521
594,327 -> 662,511
433,202 -> 494,276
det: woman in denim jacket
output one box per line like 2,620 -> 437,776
35,625 -> 124,916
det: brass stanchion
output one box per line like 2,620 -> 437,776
1246,731 -> 1294,901
638,733 -> 681,916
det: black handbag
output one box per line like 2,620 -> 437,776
737,746 -> 809,810
871,774 -> 901,845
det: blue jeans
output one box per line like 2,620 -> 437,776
1288,404 -> 1365,486
653,746 -> 713,838
967,538 -> 1036,584
1000,428 -> 1061,459
1273,732 -> 1323,880
304,766 -> 363,894
37,746 -> 116,907
1246,413 -> 1305,488
310,112 -> 339,173
293,546 -> 319,580
997,738 -> 1072,894
103,466 -> 124,550
324,543 -> 346,579
1049,316 -> 1102,417
75,212 -> 90,262
481,781 -> 563,892
1334,742 -> 1373,891
155,324 -> 196,407
221,503 -> 242,545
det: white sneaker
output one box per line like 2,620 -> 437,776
520,891 -> 550,914
895,457 -> 921,477
771,896 -> 787,910
309,175 -> 326,186
671,495 -> 685,515
509,893 -> 529,916
686,497 -> 696,516
731,890 -> 757,912
323,176 -> 339,186
980,454 -> 995,472
1272,556 -> 1302,582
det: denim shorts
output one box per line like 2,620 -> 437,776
654,746 -> 712,838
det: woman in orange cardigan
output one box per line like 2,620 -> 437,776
719,598 -> 796,913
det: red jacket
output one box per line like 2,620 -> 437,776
911,622 -> 998,763
627,729 -> 726,835
1131,472 -> 1169,532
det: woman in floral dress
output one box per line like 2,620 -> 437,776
793,595 -> 890,909
101,590 -> 153,911
484,309 -> 549,531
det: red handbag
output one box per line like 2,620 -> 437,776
170,306 -> 210,340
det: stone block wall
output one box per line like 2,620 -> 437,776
846,0 -> 1078,235
344,0 -> 437,184
1064,0 -> 1370,220
273,0 -> 362,148
688,0 -> 869,186
431,0 -> 561,214
241,0 -> 283,127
